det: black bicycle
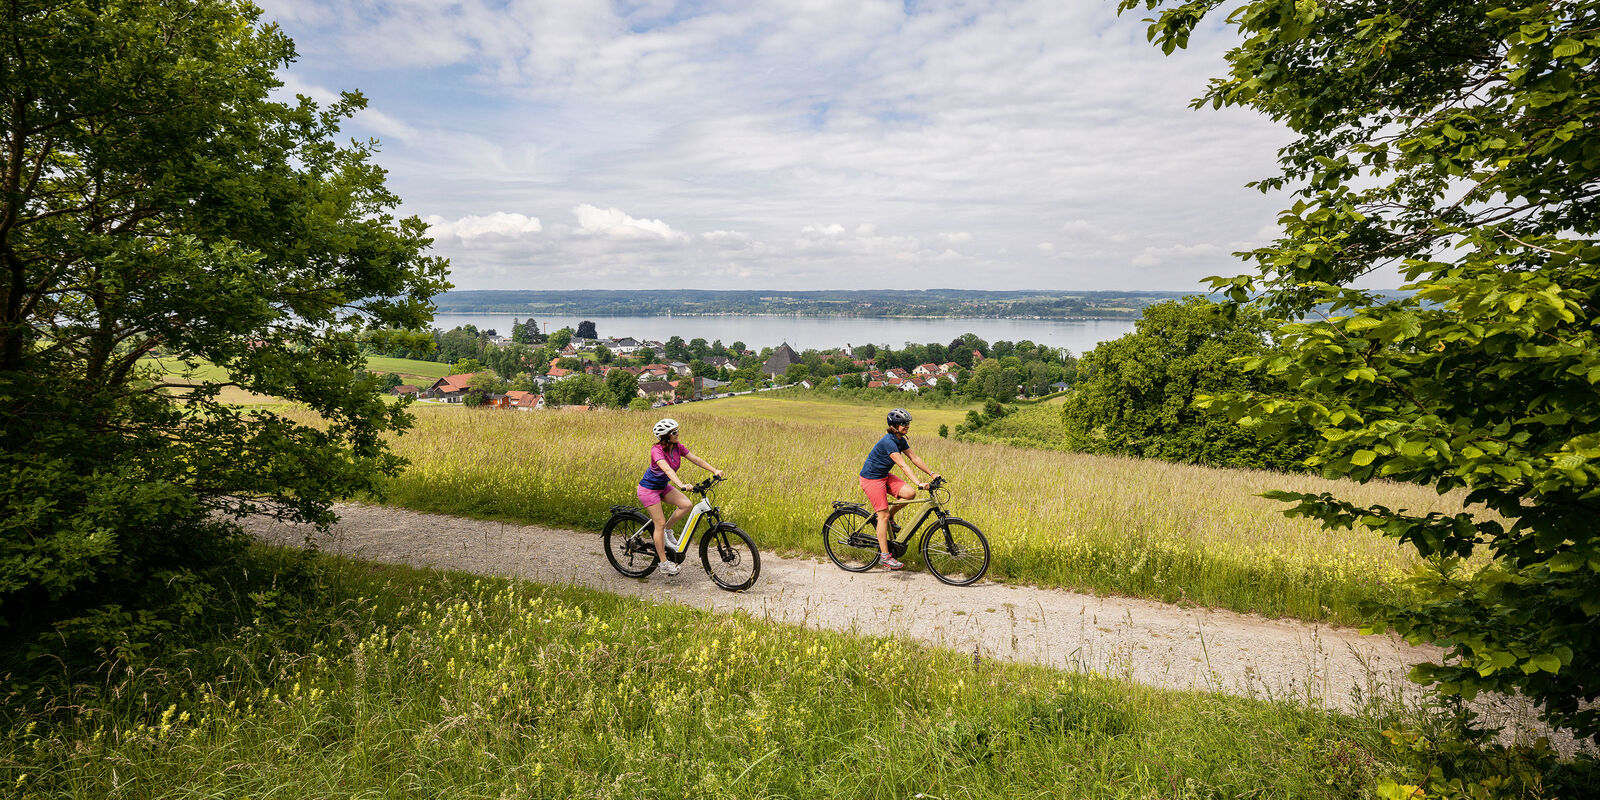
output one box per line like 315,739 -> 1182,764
603,476 -> 761,591
820,476 -> 990,585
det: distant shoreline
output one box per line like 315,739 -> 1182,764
430,311 -> 1140,321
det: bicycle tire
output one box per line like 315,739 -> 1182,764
603,510 -> 658,578
822,506 -> 880,572
922,518 -> 990,586
700,524 -> 761,591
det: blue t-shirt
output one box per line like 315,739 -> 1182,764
860,433 -> 910,479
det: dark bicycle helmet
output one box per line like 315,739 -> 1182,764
887,408 -> 912,426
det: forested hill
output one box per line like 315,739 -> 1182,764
433,289 -> 1196,318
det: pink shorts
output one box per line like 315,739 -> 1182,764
859,474 -> 909,513
637,484 -> 671,507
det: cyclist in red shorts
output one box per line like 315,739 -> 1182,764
858,408 -> 941,570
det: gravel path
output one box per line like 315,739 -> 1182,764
245,502 -> 1563,747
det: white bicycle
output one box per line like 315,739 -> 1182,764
602,476 -> 761,591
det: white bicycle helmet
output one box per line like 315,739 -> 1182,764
653,418 -> 680,437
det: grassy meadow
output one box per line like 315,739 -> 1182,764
960,400 -> 1074,450
2,554 -> 1407,799
137,354 -> 450,405
368,396 -> 1458,624
365,355 -> 455,383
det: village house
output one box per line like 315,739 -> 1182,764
389,384 -> 421,399
423,373 -> 478,402
637,380 -> 675,403
604,337 -> 640,354
546,366 -> 574,380
504,390 -> 542,410
669,361 -> 692,376
761,343 -> 800,378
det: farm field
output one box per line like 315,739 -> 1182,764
136,354 -> 450,404
365,355 -> 455,383
959,400 -> 1074,450
367,400 -> 1459,624
3,555 -> 1405,799
686,391 -> 975,432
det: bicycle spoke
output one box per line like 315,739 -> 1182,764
922,520 -> 990,586
823,507 -> 879,572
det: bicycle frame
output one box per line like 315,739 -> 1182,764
612,483 -> 724,562
834,483 -> 953,555
883,492 -> 952,551
668,493 -> 722,556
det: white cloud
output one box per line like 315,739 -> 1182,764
572,205 -> 686,240
426,212 -> 543,239
1131,243 -> 1224,268
256,0 -> 1302,290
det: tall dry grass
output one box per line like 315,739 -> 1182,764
371,403 -> 1467,623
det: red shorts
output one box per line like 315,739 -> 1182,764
859,474 -> 909,513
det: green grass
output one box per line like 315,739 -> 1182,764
1,553 -> 1406,799
960,402 -> 1074,450
364,355 -> 454,382
356,401 -> 1469,625
690,392 -> 976,432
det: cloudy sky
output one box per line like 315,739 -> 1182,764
256,0 -> 1301,292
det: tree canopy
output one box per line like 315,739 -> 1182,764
0,1 -> 448,645
1125,0 -> 1600,741
1061,297 -> 1314,471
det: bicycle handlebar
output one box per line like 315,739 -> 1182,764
690,475 -> 725,493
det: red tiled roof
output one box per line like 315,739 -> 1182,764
432,373 -> 479,392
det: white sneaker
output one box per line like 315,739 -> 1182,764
660,560 -> 679,576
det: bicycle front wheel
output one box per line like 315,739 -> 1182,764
603,511 -> 658,578
700,525 -> 760,591
922,519 -> 990,586
822,506 -> 880,572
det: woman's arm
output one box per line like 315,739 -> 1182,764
684,452 -> 723,477
889,451 -> 922,488
657,459 -> 692,491
905,449 -> 940,483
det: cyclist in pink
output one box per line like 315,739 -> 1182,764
638,418 -> 722,576
859,408 -> 940,570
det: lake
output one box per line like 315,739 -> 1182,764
429,313 -> 1135,355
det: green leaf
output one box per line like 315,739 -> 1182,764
1350,449 -> 1376,466
1547,552 -> 1585,573
1529,654 -> 1562,674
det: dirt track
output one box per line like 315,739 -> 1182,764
244,502 -> 1566,748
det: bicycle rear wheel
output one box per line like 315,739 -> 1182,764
922,518 -> 990,586
700,525 -> 760,591
603,511 -> 658,578
822,506 -> 880,572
